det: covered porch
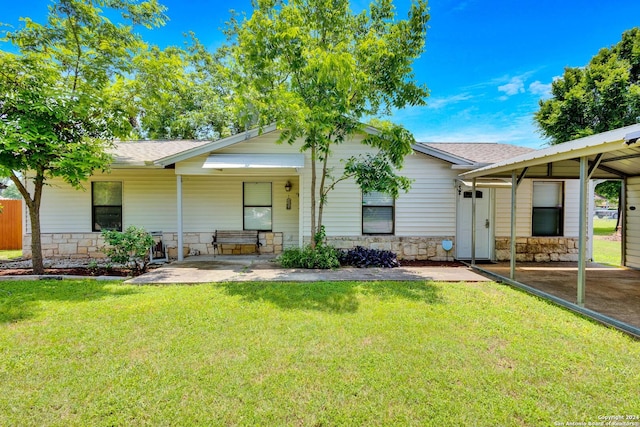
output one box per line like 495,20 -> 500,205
476,262 -> 640,335
459,124 -> 640,337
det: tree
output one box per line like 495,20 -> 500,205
112,36 -> 239,140
534,28 -> 640,232
0,0 -> 167,274
535,28 -> 640,144
227,0 -> 429,246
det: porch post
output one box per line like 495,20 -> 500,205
177,174 -> 184,261
577,156 -> 588,307
621,177 -> 627,267
471,178 -> 477,265
510,170 -> 517,280
298,174 -> 304,248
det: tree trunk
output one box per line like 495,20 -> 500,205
310,143 -> 317,249
10,172 -> 45,274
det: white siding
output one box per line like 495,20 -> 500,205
625,177 -> 640,268
494,180 -> 532,237
30,169 -> 177,233
563,180 -> 580,237
396,153 -> 458,236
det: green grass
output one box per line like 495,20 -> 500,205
592,218 -> 621,265
1,279 -> 638,426
0,250 -> 22,260
593,217 -> 618,236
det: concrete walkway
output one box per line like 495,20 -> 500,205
126,255 -> 491,284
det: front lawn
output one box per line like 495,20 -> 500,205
1,279 -> 638,426
0,249 -> 22,260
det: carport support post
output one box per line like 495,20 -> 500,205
177,174 -> 184,261
510,170 -> 517,280
577,156 -> 588,307
471,178 -> 477,265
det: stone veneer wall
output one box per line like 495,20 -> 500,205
494,237 -> 580,262
319,236 -> 457,261
22,232 -> 283,259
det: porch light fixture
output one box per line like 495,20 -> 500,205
285,181 -> 292,192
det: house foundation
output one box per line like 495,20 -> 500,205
320,236 -> 457,261
494,237 -> 580,262
22,232 -> 284,259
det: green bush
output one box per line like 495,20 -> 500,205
101,226 -> 155,275
278,244 -> 340,269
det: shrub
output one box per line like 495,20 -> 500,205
101,226 -> 155,275
278,244 -> 340,269
338,246 -> 399,268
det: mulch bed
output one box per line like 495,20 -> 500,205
0,267 -> 131,277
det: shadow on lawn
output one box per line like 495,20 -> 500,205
0,279 -> 137,324
221,281 -> 443,313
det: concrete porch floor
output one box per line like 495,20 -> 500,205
476,262 -> 640,332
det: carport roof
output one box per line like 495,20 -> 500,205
460,124 -> 640,180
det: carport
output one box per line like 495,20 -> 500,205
459,124 -> 640,336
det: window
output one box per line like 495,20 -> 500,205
532,181 -> 563,236
92,181 -> 122,231
363,191 -> 394,234
244,182 -> 272,231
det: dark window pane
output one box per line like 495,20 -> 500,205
94,206 -> 122,231
532,207 -> 562,236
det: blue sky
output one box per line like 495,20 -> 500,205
3,0 -> 640,148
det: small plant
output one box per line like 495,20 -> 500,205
278,243 -> 340,269
101,226 -> 155,275
338,246 -> 399,268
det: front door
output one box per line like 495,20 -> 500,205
456,188 -> 492,260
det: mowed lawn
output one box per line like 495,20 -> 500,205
592,218 -> 621,265
1,279 -> 638,426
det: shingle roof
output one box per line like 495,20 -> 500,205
417,142 -> 535,165
109,140 -> 212,166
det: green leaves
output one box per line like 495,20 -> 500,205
535,27 -> 640,144
227,0 -> 428,240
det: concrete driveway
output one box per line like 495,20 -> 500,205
126,255 -> 491,284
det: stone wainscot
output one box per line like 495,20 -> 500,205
22,232 -> 283,259
494,237 -> 580,262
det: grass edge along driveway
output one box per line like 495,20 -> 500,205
1,279 -> 638,426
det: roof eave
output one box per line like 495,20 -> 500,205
412,143 -> 475,166
154,124 -> 278,167
460,124 -> 640,179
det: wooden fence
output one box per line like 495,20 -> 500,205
0,200 -> 22,250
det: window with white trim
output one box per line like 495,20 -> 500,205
92,181 -> 122,231
362,191 -> 394,234
532,181 -> 563,236
243,182 -> 272,231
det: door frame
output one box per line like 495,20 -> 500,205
455,185 -> 495,260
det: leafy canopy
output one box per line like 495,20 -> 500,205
227,0 -> 429,240
535,27 -> 640,144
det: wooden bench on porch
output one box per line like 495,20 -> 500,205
212,230 -> 261,256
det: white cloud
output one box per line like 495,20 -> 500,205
498,76 -> 526,97
426,93 -> 473,109
529,80 -> 552,97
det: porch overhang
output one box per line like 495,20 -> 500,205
202,154 -> 305,169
